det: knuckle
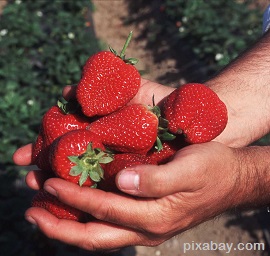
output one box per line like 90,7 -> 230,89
79,237 -> 101,251
144,237 -> 166,247
93,201 -> 113,221
77,225 -> 104,251
89,194 -> 118,222
143,212 -> 174,237
152,220 -> 173,236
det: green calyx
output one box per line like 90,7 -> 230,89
57,99 -> 80,115
109,31 -> 138,65
68,143 -> 113,187
156,115 -> 176,152
149,96 -> 176,152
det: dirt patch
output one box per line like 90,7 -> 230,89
92,0 -> 187,88
0,0 -> 6,14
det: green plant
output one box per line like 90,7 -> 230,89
0,0 -> 100,169
0,0 -> 100,255
161,0 -> 262,68
126,0 -> 262,75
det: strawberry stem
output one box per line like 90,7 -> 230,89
120,31 -> 133,59
109,31 -> 138,65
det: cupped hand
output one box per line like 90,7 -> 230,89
13,79 -> 245,251
23,142 -> 245,251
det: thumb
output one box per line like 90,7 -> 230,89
13,143 -> 33,166
116,152 -> 200,198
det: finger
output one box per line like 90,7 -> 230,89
116,145 -> 210,197
25,207 -> 160,250
43,178 -> 171,235
116,142 -> 233,198
13,143 -> 33,165
62,85 -> 76,101
116,164 -> 193,198
25,170 -> 53,190
129,78 -> 174,105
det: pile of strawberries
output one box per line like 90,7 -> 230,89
31,32 -> 228,222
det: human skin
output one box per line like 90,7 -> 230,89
13,31 -> 270,250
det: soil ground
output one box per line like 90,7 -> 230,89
91,0 -> 188,87
91,1 -> 269,255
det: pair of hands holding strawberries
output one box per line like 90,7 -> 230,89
15,80 -> 236,250
13,31 -> 270,250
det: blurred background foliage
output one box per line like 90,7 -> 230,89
0,0 -> 100,169
158,0 -> 261,68
0,0 -> 100,255
0,0 -> 267,255
125,0 -> 263,81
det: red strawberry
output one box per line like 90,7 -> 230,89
32,190 -> 86,222
88,104 -> 159,154
163,83 -> 228,143
99,153 -> 157,192
42,101 -> 91,146
32,131 -> 52,171
147,135 -> 187,164
76,32 -> 141,117
32,101 -> 91,171
50,129 -> 113,187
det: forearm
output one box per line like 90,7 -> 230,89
206,31 -> 270,147
234,145 -> 270,209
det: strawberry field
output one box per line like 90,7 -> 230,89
0,1 -> 100,255
0,0 -> 268,256
125,0 -> 263,81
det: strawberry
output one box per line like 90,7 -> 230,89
88,104 -> 160,154
32,131 -> 52,171
99,153 -> 157,192
147,135 -> 187,164
41,100 -> 91,146
32,190 -> 86,222
76,32 -> 141,117
163,83 -> 228,143
32,100 -> 91,171
50,129 -> 113,187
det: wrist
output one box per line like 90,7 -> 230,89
232,146 -> 270,209
205,79 -> 254,147
206,74 -> 270,147
205,32 -> 270,147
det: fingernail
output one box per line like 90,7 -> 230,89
25,215 -> 37,225
117,170 -> 140,191
44,185 -> 57,197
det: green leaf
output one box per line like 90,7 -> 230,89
159,132 -> 176,141
126,58 -> 138,65
96,165 -> 104,179
108,45 -> 117,55
99,156 -> 114,164
79,170 -> 88,186
69,165 -> 82,176
91,183 -> 97,189
89,170 -> 101,182
155,137 -> 163,152
86,143 -> 93,152
68,156 -> 80,164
